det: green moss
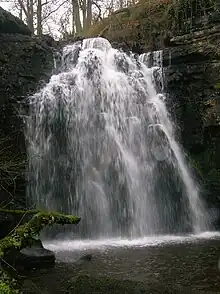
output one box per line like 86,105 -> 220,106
0,209 -> 40,215
0,211 -> 80,293
0,212 -> 80,257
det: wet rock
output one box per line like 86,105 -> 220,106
3,239 -> 55,270
79,254 -> 93,262
162,19 -> 220,225
20,240 -> 55,269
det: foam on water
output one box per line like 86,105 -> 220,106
44,232 -> 220,252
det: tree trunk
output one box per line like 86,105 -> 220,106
119,0 -> 124,9
86,0 -> 92,31
82,0 -> 87,31
19,7 -> 22,20
37,0 -> 42,35
72,0 -> 82,34
27,0 -> 34,33
72,4 -> 75,35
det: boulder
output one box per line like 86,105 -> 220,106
19,239 -> 55,269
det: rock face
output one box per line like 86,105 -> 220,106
163,20 -> 220,227
0,8 -> 54,207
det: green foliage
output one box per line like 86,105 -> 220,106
0,271 -> 19,294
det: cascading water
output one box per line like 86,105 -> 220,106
26,37 -> 209,239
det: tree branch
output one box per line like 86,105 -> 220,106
42,0 -> 69,21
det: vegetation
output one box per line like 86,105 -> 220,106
5,0 -> 216,39
0,136 -> 26,209
0,210 -> 80,293
86,0 -> 216,49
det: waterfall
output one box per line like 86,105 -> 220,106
26,37 -> 209,239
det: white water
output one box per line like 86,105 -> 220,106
44,232 -> 220,252
26,37 -> 209,239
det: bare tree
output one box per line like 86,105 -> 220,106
2,0 -> 139,38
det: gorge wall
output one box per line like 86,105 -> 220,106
164,27 -> 220,225
0,7 -> 54,210
1,1 -> 220,227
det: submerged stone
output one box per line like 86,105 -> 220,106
79,253 -> 93,261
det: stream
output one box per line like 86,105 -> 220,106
23,232 -> 220,293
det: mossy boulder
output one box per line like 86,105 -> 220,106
0,7 -> 31,35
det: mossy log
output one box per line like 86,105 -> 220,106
0,211 -> 80,293
0,209 -> 40,215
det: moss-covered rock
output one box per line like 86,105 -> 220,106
0,211 -> 80,293
0,7 -> 31,35
0,211 -> 80,257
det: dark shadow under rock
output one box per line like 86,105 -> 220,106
3,239 -> 55,271
20,241 -> 55,270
